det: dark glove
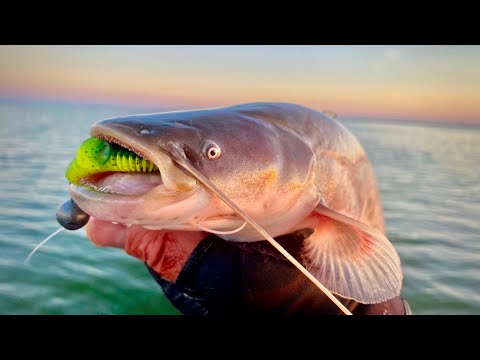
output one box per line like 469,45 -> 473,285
147,229 -> 411,315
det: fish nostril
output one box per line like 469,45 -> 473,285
139,129 -> 151,135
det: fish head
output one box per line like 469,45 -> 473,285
70,106 -> 319,237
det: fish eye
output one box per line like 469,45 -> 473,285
203,142 -> 222,160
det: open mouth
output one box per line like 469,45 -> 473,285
66,136 -> 171,197
81,171 -> 164,195
67,132 -> 204,230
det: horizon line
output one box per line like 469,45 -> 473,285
1,95 -> 478,126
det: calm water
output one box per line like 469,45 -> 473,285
1,100 -> 479,315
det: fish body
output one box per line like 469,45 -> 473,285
69,102 -> 402,304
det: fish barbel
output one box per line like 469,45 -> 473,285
68,102 -> 402,304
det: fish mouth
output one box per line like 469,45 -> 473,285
69,128 -> 206,229
70,134 -> 194,200
76,135 -> 168,196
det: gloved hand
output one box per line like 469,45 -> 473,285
86,220 -> 410,315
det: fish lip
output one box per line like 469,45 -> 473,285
69,182 -> 189,203
91,123 -> 169,166
69,182 -> 199,220
69,181 -> 202,228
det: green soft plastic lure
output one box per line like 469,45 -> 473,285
66,137 -> 158,186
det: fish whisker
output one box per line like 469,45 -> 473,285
195,218 -> 247,235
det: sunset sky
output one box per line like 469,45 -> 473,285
1,45 -> 479,123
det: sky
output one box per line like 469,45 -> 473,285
0,45 -> 479,123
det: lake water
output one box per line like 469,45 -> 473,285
1,100 -> 479,315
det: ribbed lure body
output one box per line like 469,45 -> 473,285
66,137 -> 158,186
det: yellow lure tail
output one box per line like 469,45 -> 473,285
65,137 -> 158,186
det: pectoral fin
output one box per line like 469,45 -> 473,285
302,204 -> 403,304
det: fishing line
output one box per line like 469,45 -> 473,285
172,147 -> 353,315
24,227 -> 64,265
